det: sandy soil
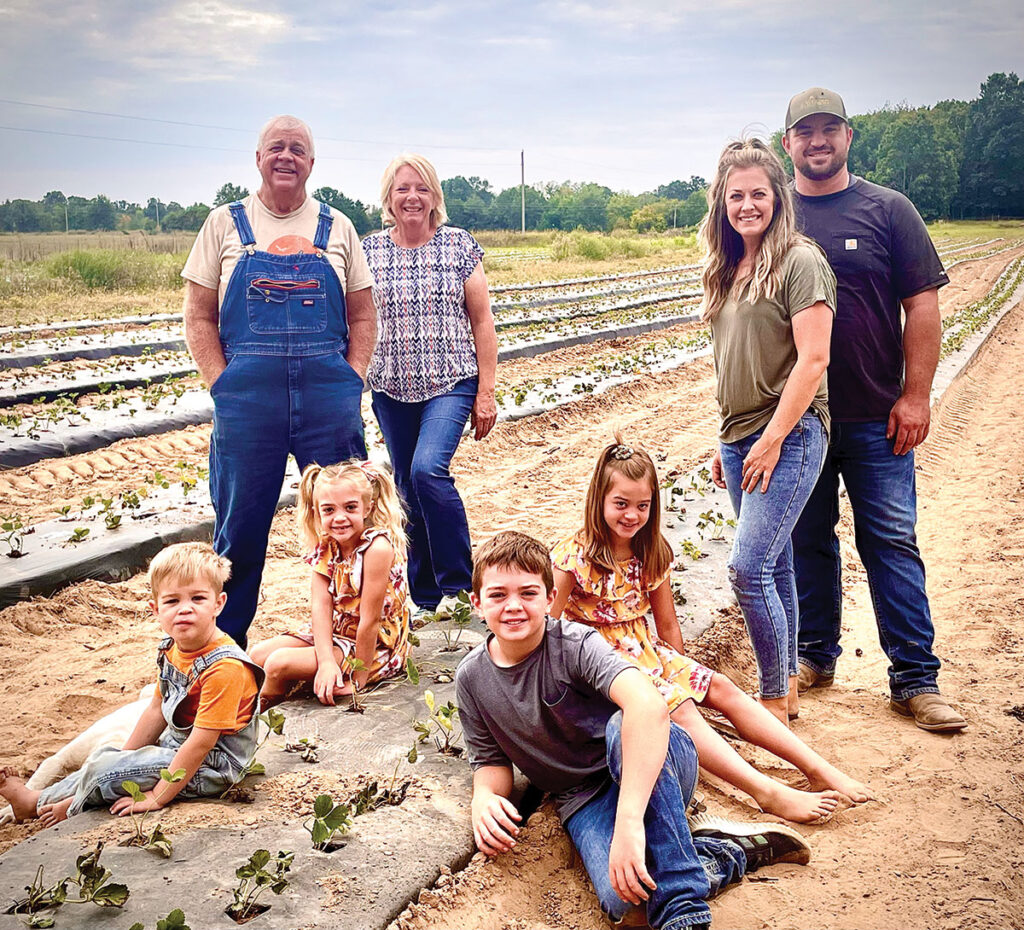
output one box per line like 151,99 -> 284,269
2,251 -> 1023,929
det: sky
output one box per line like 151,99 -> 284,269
1,0 -> 1021,209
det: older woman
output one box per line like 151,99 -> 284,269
700,138 -> 836,726
363,154 -> 497,613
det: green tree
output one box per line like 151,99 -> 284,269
959,72 -> 1024,218
213,183 -> 249,206
679,189 -> 708,227
871,109 -> 958,219
312,186 -> 372,235
630,203 -> 667,233
88,195 -> 118,230
488,185 -> 547,230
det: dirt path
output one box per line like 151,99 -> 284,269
384,298 -> 1024,930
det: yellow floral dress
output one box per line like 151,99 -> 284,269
551,535 -> 713,710
287,529 -> 410,683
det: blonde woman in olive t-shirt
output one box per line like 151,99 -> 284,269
698,138 -> 836,727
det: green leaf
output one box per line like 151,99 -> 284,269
28,918 -> 56,929
313,794 -> 333,819
424,690 -> 436,713
408,632 -> 420,647
91,882 -> 130,907
406,657 -> 420,685
270,879 -> 289,895
157,909 -> 190,930
122,779 -> 146,802
323,805 -> 351,832
262,707 -> 286,734
250,849 -> 271,870
244,761 -> 266,777
407,744 -> 418,763
311,820 -> 330,847
160,767 -> 186,784
147,825 -> 173,858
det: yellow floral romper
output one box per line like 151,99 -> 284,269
288,529 -> 410,683
551,535 -> 713,711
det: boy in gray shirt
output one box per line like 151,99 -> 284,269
457,532 -> 811,930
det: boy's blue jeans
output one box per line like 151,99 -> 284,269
791,420 -> 941,700
564,714 -> 746,930
720,413 -> 827,699
36,734 -> 237,818
371,377 -> 477,610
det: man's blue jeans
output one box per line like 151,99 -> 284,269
371,377 -> 476,610
210,353 -> 366,646
791,420 -> 941,700
719,413 -> 827,700
564,714 -> 746,930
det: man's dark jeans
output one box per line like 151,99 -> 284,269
792,420 -> 941,701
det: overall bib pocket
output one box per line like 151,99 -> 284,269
246,274 -> 328,334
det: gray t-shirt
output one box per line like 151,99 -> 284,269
456,618 -> 632,822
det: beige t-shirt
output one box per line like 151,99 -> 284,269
711,242 -> 836,444
181,194 -> 374,305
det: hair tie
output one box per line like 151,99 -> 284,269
358,461 -> 379,483
610,444 -> 634,461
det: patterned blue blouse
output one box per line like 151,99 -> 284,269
363,226 -> 485,402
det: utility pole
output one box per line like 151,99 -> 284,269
520,150 -> 525,234
155,199 -> 161,233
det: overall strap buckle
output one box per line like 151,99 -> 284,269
228,201 -> 257,251
313,201 -> 334,254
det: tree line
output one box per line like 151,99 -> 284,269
2,72 -> 1020,236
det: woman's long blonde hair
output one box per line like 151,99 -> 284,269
580,434 -> 672,587
296,460 -> 408,559
698,137 -> 812,322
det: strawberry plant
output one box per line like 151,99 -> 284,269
129,909 -> 191,930
303,794 -> 352,850
424,591 -> 474,651
222,707 -> 285,795
119,767 -> 185,857
342,656 -> 367,713
1,513 -> 27,558
409,690 -> 463,759
226,849 -> 293,923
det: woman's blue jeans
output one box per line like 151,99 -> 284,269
564,713 -> 746,930
371,378 -> 477,610
720,413 -> 827,700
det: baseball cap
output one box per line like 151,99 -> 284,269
785,87 -> 847,131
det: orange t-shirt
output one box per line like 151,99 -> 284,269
161,634 -> 258,733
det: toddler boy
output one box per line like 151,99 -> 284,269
457,532 -> 810,930
0,542 -> 264,826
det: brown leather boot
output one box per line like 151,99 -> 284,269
796,660 -> 834,693
890,693 -> 967,732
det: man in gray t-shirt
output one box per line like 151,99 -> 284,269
457,532 -> 812,930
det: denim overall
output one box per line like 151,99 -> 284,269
210,201 -> 367,644
36,638 -> 266,817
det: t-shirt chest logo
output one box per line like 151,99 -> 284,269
845,238 -> 858,251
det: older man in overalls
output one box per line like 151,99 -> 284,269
182,115 -> 376,646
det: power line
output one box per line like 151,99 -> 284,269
0,97 -> 514,153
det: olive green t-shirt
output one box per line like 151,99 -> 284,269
711,242 -> 836,443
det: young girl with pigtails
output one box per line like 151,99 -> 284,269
250,460 -> 410,708
550,437 -> 870,823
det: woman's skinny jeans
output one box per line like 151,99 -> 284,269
719,413 -> 826,700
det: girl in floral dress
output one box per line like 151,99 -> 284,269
251,461 -> 410,708
551,437 -> 869,823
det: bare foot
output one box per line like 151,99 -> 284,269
806,765 -> 873,804
38,797 -> 73,827
759,696 -> 790,728
0,768 -> 41,822
753,782 -> 844,824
